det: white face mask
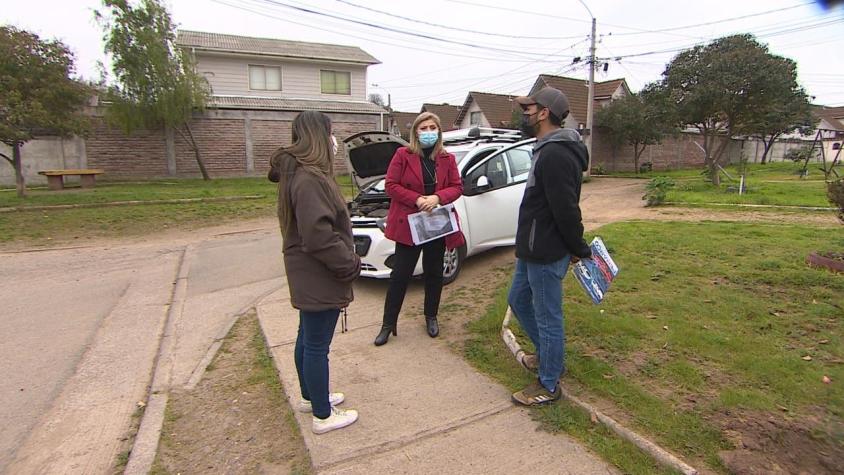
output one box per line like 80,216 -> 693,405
331,135 -> 339,156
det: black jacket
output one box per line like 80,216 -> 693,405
515,128 -> 592,263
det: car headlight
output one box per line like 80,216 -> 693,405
376,218 -> 386,232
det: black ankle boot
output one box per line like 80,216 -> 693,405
426,317 -> 439,338
374,325 -> 397,346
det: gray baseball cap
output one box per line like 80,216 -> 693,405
515,87 -> 570,119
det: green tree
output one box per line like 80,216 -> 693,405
0,26 -> 90,197
96,0 -> 211,180
746,86 -> 813,164
658,34 -> 806,185
595,85 -> 677,173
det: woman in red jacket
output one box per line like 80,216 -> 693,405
374,112 -> 464,346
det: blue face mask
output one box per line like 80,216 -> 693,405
418,131 -> 439,148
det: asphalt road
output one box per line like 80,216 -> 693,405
0,225 -> 285,474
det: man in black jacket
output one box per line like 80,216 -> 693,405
509,87 -> 592,406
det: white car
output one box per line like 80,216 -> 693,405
344,127 -> 535,284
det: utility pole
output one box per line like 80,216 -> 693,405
585,17 -> 596,176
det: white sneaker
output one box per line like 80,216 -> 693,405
312,407 -> 359,434
297,392 -> 345,413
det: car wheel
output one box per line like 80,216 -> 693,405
442,245 -> 466,285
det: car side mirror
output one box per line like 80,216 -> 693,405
475,175 -> 491,191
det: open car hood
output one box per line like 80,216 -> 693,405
343,131 -> 408,189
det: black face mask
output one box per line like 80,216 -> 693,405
520,111 -> 538,137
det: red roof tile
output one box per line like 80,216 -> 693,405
421,103 -> 461,129
530,75 -> 629,123
455,92 -> 519,128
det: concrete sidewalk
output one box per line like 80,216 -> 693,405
256,280 -> 617,474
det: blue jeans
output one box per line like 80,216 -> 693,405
507,256 -> 571,392
294,308 -> 340,419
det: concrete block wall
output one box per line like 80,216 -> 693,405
1,136 -> 88,186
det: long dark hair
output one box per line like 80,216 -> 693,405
271,111 -> 343,234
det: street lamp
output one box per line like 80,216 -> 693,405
370,83 -> 392,132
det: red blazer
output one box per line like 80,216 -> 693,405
384,147 -> 465,249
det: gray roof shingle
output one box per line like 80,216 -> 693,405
177,30 -> 380,65
208,95 -> 386,114
813,105 -> 844,131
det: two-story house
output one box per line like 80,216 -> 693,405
74,31 -> 386,180
176,30 -> 386,174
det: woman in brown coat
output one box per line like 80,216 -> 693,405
269,110 -> 361,434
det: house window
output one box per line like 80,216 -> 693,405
321,70 -> 351,95
248,65 -> 281,91
470,111 -> 482,126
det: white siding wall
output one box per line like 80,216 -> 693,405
195,52 -> 367,101
457,101 -> 489,129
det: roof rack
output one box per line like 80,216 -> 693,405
442,126 -> 523,145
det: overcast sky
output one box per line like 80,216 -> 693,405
3,0 -> 843,112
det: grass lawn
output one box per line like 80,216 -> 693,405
464,220 -> 844,474
0,175 -> 358,246
615,162 -> 839,208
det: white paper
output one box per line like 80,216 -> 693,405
407,203 -> 459,245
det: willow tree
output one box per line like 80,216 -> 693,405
97,0 -> 210,179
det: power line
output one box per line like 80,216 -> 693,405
604,15 -> 844,61
395,39 -> 589,105
210,0 -> 566,63
443,0 -> 813,40
246,0 -> 578,61
333,0 -> 585,40
610,2 -> 814,36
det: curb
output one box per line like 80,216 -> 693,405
124,244 -> 193,475
501,307 -> 699,475
0,195 -> 266,213
124,263 -> 285,474
664,201 -> 835,211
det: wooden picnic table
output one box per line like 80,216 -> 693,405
38,169 -> 105,191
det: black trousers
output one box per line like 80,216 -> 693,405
382,238 -> 445,327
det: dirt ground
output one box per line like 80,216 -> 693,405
151,312 -> 311,475
716,408 -> 844,475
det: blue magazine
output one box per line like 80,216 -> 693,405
571,237 -> 619,304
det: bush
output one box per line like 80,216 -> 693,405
643,176 -> 675,206
594,164 -> 607,175
828,178 -> 844,223
784,145 -> 814,163
639,161 -> 653,173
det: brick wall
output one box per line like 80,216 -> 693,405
331,120 -> 381,174
252,119 -> 291,173
86,119 -> 169,177
174,118 -> 246,176
591,128 -> 716,172
82,109 -> 381,179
